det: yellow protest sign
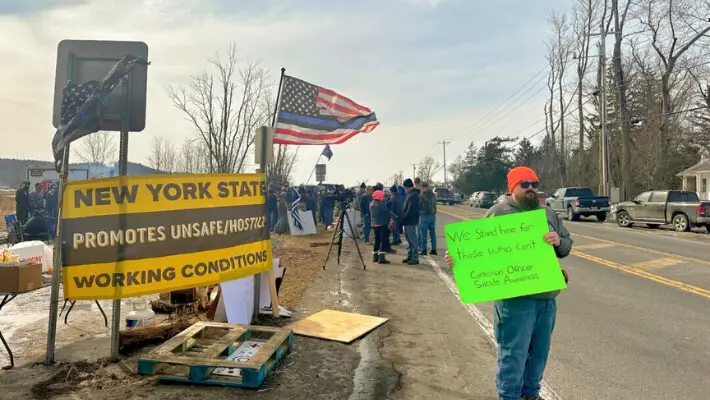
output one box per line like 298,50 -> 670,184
60,173 -> 271,300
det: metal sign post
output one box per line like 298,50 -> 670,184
45,40 -> 148,365
315,164 -> 326,183
44,146 -> 70,365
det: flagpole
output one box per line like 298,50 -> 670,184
253,67 -> 286,323
271,67 -> 286,128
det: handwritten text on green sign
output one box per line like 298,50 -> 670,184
445,209 -> 566,303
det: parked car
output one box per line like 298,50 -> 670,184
546,187 -> 610,221
433,187 -> 456,205
472,191 -> 497,208
614,190 -> 710,232
492,193 -> 510,206
537,192 -> 550,207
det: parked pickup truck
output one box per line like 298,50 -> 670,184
433,187 -> 456,205
614,190 -> 710,232
546,187 -> 610,221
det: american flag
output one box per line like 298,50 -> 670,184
274,75 -> 379,145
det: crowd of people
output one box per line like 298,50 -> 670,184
352,177 -> 439,265
263,178 -> 440,267
13,180 -> 59,241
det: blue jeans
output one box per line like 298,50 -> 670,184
494,297 -> 557,400
268,209 -> 278,231
322,206 -> 334,226
419,214 -> 436,252
362,214 -> 371,241
391,220 -> 401,244
404,225 -> 418,261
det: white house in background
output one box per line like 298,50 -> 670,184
677,150 -> 710,200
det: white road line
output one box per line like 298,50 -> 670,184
425,255 -> 563,400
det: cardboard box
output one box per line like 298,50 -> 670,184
0,262 -> 42,293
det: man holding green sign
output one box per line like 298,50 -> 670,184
444,166 -> 572,400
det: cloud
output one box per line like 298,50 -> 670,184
0,0 -> 567,186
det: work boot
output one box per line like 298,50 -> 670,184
429,250 -> 438,256
419,250 -> 427,256
407,259 -> 419,266
377,252 -> 390,264
402,257 -> 410,263
373,252 -> 378,262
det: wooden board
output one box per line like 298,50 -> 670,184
137,321 -> 293,388
286,309 -> 388,343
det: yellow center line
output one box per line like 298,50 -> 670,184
439,206 -> 710,300
572,251 -> 710,299
630,257 -> 684,270
573,243 -> 618,250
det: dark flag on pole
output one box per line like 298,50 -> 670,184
274,75 -> 379,145
51,54 -> 149,172
321,144 -> 333,161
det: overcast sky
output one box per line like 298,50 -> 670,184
0,0 -> 572,185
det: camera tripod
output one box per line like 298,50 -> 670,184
322,202 -> 367,270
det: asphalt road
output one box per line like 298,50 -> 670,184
432,204 -> 710,400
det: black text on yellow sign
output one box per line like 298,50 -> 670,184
60,173 -> 272,300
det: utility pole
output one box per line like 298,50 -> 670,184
599,21 -> 609,197
438,141 -> 450,187
412,163 -> 417,179
588,16 -> 611,196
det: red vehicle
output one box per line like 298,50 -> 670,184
537,192 -> 550,206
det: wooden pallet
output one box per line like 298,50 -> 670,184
137,321 -> 293,388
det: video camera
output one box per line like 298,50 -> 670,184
322,189 -> 354,205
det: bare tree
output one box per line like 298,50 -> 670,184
572,0 -> 599,151
545,11 -> 577,185
73,131 -> 117,165
417,156 -> 441,183
388,171 -> 405,187
177,139 -> 209,174
639,0 -> 710,184
147,135 -> 177,173
267,144 -> 298,187
167,43 -> 273,174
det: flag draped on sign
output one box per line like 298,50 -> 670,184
290,188 -> 303,231
274,75 -> 379,145
321,144 -> 333,161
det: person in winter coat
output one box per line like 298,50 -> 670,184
359,186 -> 373,242
419,182 -> 438,255
15,180 -> 30,224
266,188 -> 278,232
401,178 -> 421,265
445,166 -> 572,400
369,190 -> 391,264
389,185 -> 403,245
380,188 -> 396,254
274,191 -> 289,234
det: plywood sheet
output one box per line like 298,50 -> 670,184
286,309 -> 388,343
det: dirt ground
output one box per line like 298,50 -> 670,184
0,228 -> 364,400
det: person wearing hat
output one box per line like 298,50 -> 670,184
400,178 -> 421,265
369,189 -> 391,264
444,166 -> 572,400
15,180 -> 31,224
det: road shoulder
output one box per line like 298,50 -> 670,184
343,243 -> 499,400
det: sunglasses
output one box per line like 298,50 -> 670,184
520,181 -> 539,189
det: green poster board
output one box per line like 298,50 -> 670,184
444,208 -> 567,303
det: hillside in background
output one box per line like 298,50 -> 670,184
0,158 -> 159,188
